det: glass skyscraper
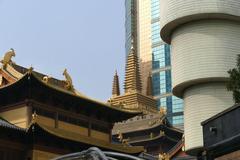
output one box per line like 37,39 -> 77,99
125,0 -> 184,128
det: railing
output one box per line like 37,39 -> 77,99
51,147 -> 146,160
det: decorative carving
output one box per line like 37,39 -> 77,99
42,76 -> 51,83
118,101 -> 127,109
122,138 -> 129,145
150,132 -> 153,139
159,153 -> 169,160
28,66 -> 34,74
1,48 -> 15,67
117,131 -> 123,142
63,69 -> 73,90
159,107 -> 167,116
160,130 -> 165,136
32,111 -> 38,123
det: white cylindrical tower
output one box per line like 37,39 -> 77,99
160,0 -> 240,155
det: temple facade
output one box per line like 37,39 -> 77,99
109,46 -> 190,159
0,49 -> 143,160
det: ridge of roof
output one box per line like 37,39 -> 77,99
30,72 -> 141,114
1,63 -> 141,115
113,115 -> 180,134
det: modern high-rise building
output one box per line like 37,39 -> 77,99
160,0 -> 240,156
125,0 -> 184,128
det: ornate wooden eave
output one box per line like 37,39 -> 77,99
129,133 -> 179,145
167,140 -> 185,159
0,118 -> 144,154
27,121 -> 144,154
114,116 -> 182,135
117,125 -> 182,144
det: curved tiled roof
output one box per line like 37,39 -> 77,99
0,118 -> 26,132
0,63 -> 141,120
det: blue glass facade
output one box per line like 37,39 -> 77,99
125,0 -> 137,55
125,0 -> 184,127
150,0 -> 183,126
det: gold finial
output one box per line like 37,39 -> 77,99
32,111 -> 38,123
1,48 -> 16,67
63,68 -> 73,90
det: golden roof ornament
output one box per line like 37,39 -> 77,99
160,130 -> 165,136
159,153 -> 169,160
1,48 -> 15,67
42,75 -> 51,83
159,107 -> 167,116
32,111 -> 38,123
63,68 -> 73,90
28,66 -> 34,74
117,131 -> 123,142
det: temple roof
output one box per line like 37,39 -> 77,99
112,114 -> 183,149
0,118 -> 144,154
31,122 -> 144,154
0,64 -> 140,122
0,117 -> 25,132
113,114 -> 182,134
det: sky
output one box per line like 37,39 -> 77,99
0,0 -> 126,101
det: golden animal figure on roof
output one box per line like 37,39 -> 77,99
63,68 -> 73,90
1,48 -> 15,67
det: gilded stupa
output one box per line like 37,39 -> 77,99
108,44 -> 157,114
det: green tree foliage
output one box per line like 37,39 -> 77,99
227,55 -> 240,103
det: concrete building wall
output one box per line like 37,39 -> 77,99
125,0 -> 184,128
160,0 -> 240,43
171,20 -> 240,97
160,0 -> 240,155
184,83 -> 232,152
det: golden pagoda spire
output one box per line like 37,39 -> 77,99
112,70 -> 120,97
124,41 -> 142,93
146,72 -> 153,96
